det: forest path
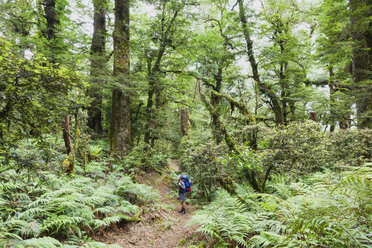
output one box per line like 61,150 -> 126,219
95,160 -> 197,248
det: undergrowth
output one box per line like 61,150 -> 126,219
0,139 -> 162,247
190,166 -> 372,248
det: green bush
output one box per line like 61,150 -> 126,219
262,122 -> 372,175
0,39 -> 84,154
179,137 -> 229,202
326,129 -> 372,167
261,121 -> 329,174
180,122 -> 371,199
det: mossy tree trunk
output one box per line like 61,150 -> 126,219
210,67 -> 223,145
110,0 -> 131,155
199,82 -> 238,153
88,0 -> 106,134
62,115 -> 72,155
180,106 -> 191,137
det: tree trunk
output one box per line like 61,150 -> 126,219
180,107 -> 191,137
279,42 -> 289,125
144,77 -> 155,144
43,0 -> 59,41
42,0 -> 61,63
62,115 -> 72,155
209,67 -> 223,145
110,0 -> 131,155
199,85 -> 237,153
88,0 -> 106,133
350,0 -> 372,128
328,66 -> 337,132
309,112 -> 317,121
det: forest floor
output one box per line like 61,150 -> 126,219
94,160 -> 198,248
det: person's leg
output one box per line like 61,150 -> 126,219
181,201 -> 186,214
179,192 -> 185,213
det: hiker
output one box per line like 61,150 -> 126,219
178,175 -> 186,214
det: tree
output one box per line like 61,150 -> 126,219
0,0 -> 34,57
88,0 -> 107,133
39,0 -> 75,157
110,0 -> 131,154
0,39 -> 81,155
349,0 -> 372,128
142,0 -> 189,146
316,0 -> 354,130
238,0 -> 284,125
188,0 -> 256,151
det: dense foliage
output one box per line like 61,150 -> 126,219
0,39 -> 84,153
180,121 -> 371,198
191,167 -> 372,247
0,139 -> 161,247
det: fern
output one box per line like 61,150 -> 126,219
112,175 -> 161,204
4,237 -> 121,248
17,237 -> 62,248
1,162 -> 160,246
191,167 -> 372,248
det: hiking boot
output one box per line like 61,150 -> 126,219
178,208 -> 184,213
180,208 -> 186,215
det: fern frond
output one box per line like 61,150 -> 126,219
19,237 -> 62,248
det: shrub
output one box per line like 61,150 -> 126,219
326,129 -> 372,167
179,137 -> 229,202
0,39 -> 84,154
261,121 -> 329,175
262,122 -> 372,175
181,121 -> 371,199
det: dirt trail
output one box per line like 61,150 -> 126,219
95,160 -> 197,248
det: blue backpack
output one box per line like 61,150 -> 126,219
181,175 -> 191,192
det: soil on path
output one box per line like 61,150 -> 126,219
94,160 -> 197,248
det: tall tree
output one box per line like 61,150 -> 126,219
350,0 -> 372,128
88,0 -> 107,133
316,0 -> 354,130
189,2 -> 246,152
143,0 -> 187,146
111,0 -> 131,154
40,0 -> 67,63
